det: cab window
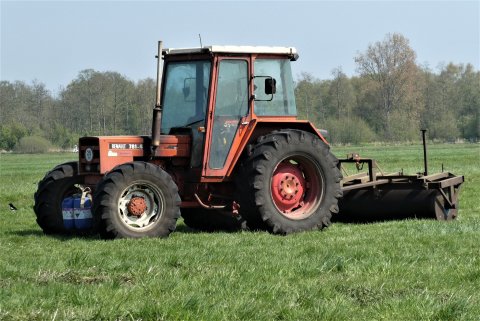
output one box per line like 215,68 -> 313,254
254,59 -> 297,116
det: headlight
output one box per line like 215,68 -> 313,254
85,147 -> 94,162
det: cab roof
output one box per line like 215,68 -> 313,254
163,45 -> 298,60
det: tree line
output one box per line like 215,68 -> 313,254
1,33 -> 478,150
0,70 -> 156,150
296,33 -> 479,144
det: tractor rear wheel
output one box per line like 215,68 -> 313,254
181,208 -> 245,232
34,162 -> 83,234
93,162 -> 180,239
237,130 -> 342,234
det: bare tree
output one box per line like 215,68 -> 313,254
355,33 -> 418,139
329,67 -> 355,119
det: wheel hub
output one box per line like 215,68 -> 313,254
271,162 -> 306,213
127,196 -> 147,217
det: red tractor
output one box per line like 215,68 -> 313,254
34,42 -> 463,238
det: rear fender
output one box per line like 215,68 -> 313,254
225,120 -> 328,177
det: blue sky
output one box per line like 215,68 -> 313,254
1,1 -> 479,93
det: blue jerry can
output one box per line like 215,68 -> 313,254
73,195 -> 93,230
62,197 -> 75,229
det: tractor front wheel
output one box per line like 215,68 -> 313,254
93,162 -> 180,239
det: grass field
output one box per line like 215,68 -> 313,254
0,143 -> 479,320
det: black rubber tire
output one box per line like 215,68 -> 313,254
181,208 -> 245,232
34,162 -> 83,235
93,162 -> 181,239
235,166 -> 269,231
236,129 -> 342,234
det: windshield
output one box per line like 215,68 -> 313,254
161,60 -> 211,134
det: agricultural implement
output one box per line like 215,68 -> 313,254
337,134 -> 463,222
34,41 -> 464,238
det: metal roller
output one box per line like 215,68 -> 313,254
336,188 -> 456,223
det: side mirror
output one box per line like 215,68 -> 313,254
265,78 -> 276,95
253,75 -> 276,101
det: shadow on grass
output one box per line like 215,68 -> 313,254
8,229 -> 100,240
8,224 -> 242,240
175,224 -> 204,234
175,223 -> 244,234
9,229 -> 44,237
332,212 -> 437,224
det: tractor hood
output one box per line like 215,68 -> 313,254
79,135 -> 190,174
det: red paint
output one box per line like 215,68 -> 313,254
127,197 -> 147,217
271,162 -> 306,213
271,157 -> 322,220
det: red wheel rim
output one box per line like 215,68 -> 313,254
271,156 -> 323,220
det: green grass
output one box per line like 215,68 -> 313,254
0,143 -> 479,320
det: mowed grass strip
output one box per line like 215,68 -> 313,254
0,143 -> 479,320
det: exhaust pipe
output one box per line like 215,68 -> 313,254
151,41 -> 164,151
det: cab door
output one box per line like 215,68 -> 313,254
203,58 -> 251,178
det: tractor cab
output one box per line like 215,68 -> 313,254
157,45 -> 302,179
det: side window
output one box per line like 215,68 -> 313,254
209,60 -> 248,169
254,59 -> 297,116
